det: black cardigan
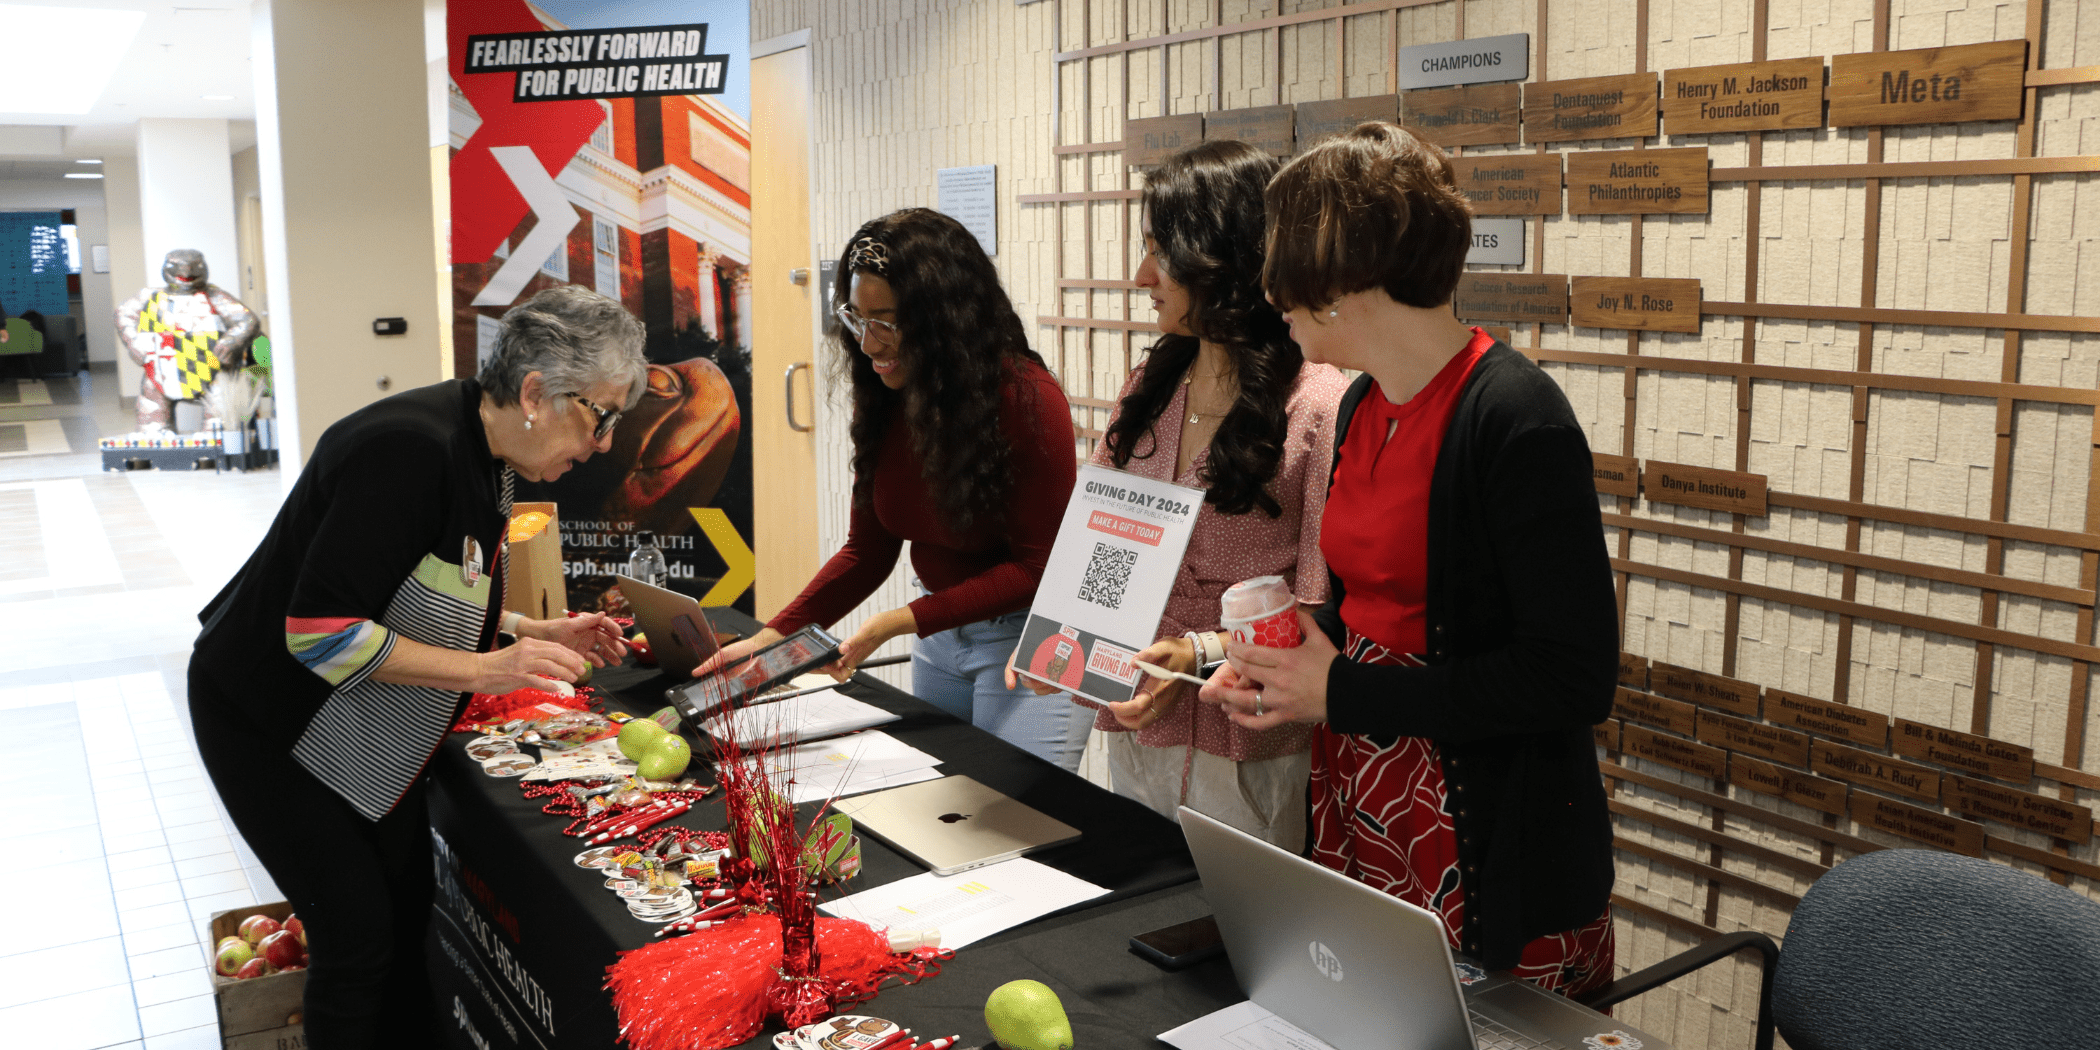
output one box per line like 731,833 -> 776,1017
1314,340 -> 1618,969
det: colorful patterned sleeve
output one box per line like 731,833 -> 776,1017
285,615 -> 397,690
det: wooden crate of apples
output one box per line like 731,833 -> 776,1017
209,903 -> 308,1049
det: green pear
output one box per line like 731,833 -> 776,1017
617,718 -> 667,760
637,733 -> 691,780
985,979 -> 1074,1050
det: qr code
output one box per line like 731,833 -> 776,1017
1077,542 -> 1138,609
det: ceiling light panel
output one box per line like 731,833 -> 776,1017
0,5 -> 148,115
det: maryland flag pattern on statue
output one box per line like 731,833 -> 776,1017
139,292 -> 222,399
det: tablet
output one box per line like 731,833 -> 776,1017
666,623 -> 844,723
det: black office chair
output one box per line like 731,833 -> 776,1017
1578,848 -> 2100,1050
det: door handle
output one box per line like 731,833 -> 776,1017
784,361 -> 812,432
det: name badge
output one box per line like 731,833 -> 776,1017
463,536 -> 484,587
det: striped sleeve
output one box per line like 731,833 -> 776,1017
285,615 -> 396,689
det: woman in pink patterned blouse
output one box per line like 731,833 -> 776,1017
1018,140 -> 1346,848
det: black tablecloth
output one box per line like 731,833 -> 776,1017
428,609 -> 1222,1050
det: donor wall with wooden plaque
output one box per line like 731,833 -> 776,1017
1027,4 -> 2100,1047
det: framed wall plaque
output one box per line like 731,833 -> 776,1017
1731,754 -> 1849,816
1453,272 -> 1568,324
1595,718 -> 1622,751
1123,114 -> 1203,167
1639,460 -> 1768,516
1849,793 -> 1986,857
1661,57 -> 1825,135
1893,719 -> 2035,783
1451,153 -> 1562,215
1571,276 -> 1704,333
1565,147 -> 1709,216
1294,95 -> 1398,149
1765,689 -> 1891,749
1828,39 -> 2027,128
1203,105 -> 1295,155
1523,73 -> 1658,142
1618,651 -> 1649,689
1811,741 -> 1942,803
1400,83 -> 1524,146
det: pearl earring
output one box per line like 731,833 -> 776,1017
1328,308 -> 1339,318
525,416 -> 534,430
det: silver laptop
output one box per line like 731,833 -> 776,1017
831,775 -> 1081,875
1179,806 -> 1670,1050
615,575 -> 722,680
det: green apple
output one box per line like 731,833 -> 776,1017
618,718 -> 667,760
637,733 -> 691,780
985,979 -> 1074,1050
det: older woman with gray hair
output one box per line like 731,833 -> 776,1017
187,285 -> 644,1050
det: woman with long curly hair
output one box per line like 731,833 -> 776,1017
1016,140 -> 1346,845
700,208 -> 1089,769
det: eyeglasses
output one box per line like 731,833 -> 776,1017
566,393 -> 622,441
834,304 -> 902,343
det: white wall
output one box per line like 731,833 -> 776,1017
0,180 -> 118,364
102,157 -> 146,404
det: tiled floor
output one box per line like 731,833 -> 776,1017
0,367 -> 289,1049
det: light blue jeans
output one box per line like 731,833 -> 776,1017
913,609 -> 1090,771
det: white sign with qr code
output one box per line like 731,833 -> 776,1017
1012,464 -> 1202,707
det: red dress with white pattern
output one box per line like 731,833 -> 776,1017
1314,329 -> 1613,996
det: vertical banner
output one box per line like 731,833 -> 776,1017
447,0 -> 754,616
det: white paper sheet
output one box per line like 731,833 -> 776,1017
762,731 -> 943,804
1158,1000 -> 1338,1050
817,857 -> 1108,950
703,687 -> 900,747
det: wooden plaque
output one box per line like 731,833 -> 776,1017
1451,154 -> 1562,216
1203,105 -> 1295,156
1570,277 -> 1703,333
1730,753 -> 1849,816
1849,793 -> 1986,857
1829,40 -> 2027,128
1765,689 -> 1890,749
1621,723 -> 1727,781
1943,774 -> 2094,844
1523,73 -> 1658,142
1482,325 -> 1513,345
1400,83 -> 1523,147
1697,710 -> 1812,768
1124,114 -> 1204,167
1640,460 -> 1768,516
1892,719 -> 2035,783
1296,96 -> 1397,149
1614,687 -> 1697,736
1593,453 -> 1639,497
1662,57 -> 1826,135
1453,273 -> 1568,324
1618,651 -> 1649,689
1566,148 -> 1709,215
1811,741 -> 1942,803
1594,718 -> 1621,752
1649,661 -> 1762,718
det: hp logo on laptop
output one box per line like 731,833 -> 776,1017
1308,941 -> 1345,982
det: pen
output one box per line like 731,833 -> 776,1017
862,1029 -> 914,1050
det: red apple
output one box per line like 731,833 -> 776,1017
260,930 -> 304,970
283,914 -> 305,947
239,915 -> 281,945
215,940 -> 255,977
235,957 -> 271,980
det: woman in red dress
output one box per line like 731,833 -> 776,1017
1201,123 -> 1620,994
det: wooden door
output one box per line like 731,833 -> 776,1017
749,45 -> 820,620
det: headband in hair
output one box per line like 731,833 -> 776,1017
846,235 -> 891,276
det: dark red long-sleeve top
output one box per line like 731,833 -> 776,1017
769,360 -> 1076,638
